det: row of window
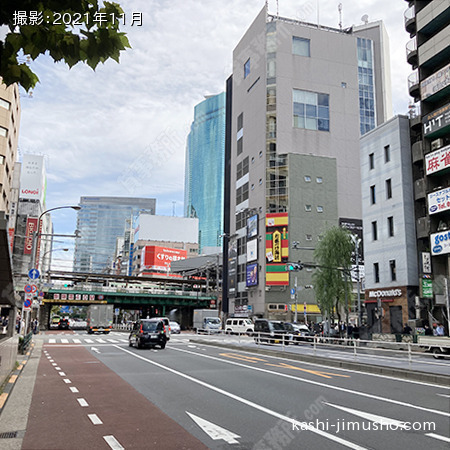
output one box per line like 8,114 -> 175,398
370,179 -> 392,204
293,89 -> 330,132
373,260 -> 396,283
369,145 -> 391,169
371,216 -> 395,240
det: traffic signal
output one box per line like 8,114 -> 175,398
285,262 -> 304,271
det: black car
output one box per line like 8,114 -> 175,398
253,319 -> 289,344
58,318 -> 70,330
129,319 -> 168,349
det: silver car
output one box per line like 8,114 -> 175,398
169,321 -> 181,334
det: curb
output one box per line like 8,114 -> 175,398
190,339 -> 450,386
0,341 -> 35,417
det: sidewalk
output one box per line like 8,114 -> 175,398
0,337 -> 43,449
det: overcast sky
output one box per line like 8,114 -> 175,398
15,0 -> 412,269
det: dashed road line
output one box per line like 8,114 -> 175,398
70,387 -> 79,393
77,398 -> 89,407
63,379 -> 71,384
426,433 -> 450,443
103,435 -> 124,450
88,414 -> 103,425
59,372 -> 66,376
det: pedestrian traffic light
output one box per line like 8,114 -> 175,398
285,262 -> 303,271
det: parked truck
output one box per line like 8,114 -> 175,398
87,304 -> 114,334
193,309 -> 221,333
418,335 -> 450,359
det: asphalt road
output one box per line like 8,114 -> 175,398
35,330 -> 450,449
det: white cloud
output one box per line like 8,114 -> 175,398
16,0 -> 413,256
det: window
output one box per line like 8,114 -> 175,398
372,221 -> 378,241
259,151 -> 263,158
0,98 -> 10,110
341,82 -> 347,88
317,206 -> 323,213
369,153 -> 374,170
304,176 -> 311,182
388,216 -> 394,237
244,59 -> 250,78
237,137 -> 243,156
370,185 -> 376,204
0,126 -> 7,138
236,182 -> 249,204
386,179 -> 392,199
259,178 -> 263,185
384,145 -> 390,163
316,177 -> 323,183
236,157 -> 249,179
0,155 -> 4,165
374,263 -> 380,283
251,157 -> 254,164
390,260 -> 396,281
305,205 -> 312,212
237,113 -> 243,131
293,37 -> 310,56
293,89 -> 329,132
306,234 -> 312,241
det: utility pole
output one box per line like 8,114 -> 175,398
294,276 -> 298,323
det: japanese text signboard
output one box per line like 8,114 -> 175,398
425,144 -> 450,176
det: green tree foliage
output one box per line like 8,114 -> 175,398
312,226 -> 354,322
0,0 -> 131,91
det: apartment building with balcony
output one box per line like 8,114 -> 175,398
405,0 -> 450,331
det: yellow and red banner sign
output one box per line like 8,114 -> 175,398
266,213 -> 289,286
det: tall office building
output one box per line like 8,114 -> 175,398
360,116 -> 418,334
405,0 -> 450,330
73,196 -> 156,273
224,7 -> 392,319
185,92 -> 226,253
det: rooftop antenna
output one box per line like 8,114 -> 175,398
338,3 -> 343,30
361,14 -> 369,25
276,0 -> 279,16
172,201 -> 176,217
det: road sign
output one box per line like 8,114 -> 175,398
24,298 -> 32,309
24,285 -> 33,293
30,285 -> 37,293
28,269 -> 40,280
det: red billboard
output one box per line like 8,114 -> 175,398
141,246 -> 187,272
24,217 -> 38,255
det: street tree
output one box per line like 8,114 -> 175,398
312,226 -> 354,323
0,0 -> 131,91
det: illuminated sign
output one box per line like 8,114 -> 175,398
425,144 -> 450,175
246,263 -> 258,287
430,230 -> 450,256
421,62 -> 450,100
428,186 -> 450,215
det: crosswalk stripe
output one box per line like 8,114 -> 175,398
73,339 -> 81,343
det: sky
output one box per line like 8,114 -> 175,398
13,0 -> 413,269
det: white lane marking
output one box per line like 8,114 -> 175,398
324,402 -> 409,428
119,339 -> 128,343
70,387 -> 79,393
426,433 -> 450,443
97,339 -> 107,343
107,339 -> 119,343
59,372 -> 66,376
55,367 -> 61,370
63,379 -> 71,384
116,346 -> 366,450
91,347 -> 100,354
73,339 -> 81,344
187,412 -> 240,444
437,393 -> 450,398
49,339 -> 56,343
88,414 -> 103,425
170,346 -> 450,418
52,363 -> 57,366
85,339 -> 94,343
77,398 -> 89,407
198,341 -> 450,389
61,339 -> 69,344
103,435 -> 124,450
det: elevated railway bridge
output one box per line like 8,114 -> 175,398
16,271 -> 219,330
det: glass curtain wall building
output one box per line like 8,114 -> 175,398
184,92 -> 225,252
73,196 -> 156,273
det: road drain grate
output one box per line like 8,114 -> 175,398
0,431 -> 18,438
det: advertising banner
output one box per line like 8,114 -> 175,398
247,214 -> 258,239
423,103 -> 450,137
24,217 -> 38,255
246,262 -> 258,287
228,240 -> 237,296
265,213 -> 289,286
19,154 -> 46,204
430,230 -> 450,256
421,62 -> 450,100
421,279 -> 433,299
428,186 -> 450,215
425,144 -> 450,175
246,238 -> 258,262
141,246 -> 187,272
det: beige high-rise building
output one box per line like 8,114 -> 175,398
0,81 -> 21,216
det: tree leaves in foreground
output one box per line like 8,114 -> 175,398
0,0 -> 131,91
312,226 -> 354,322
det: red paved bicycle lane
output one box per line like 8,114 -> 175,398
22,344 -> 207,450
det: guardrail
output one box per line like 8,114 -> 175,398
191,331 -> 450,369
18,331 -> 33,355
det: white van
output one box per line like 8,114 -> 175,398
225,318 -> 254,335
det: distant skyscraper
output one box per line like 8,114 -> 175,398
184,92 -> 225,253
73,196 -> 156,273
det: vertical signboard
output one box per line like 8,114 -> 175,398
228,240 -> 237,296
24,217 -> 38,255
19,154 -> 46,205
266,213 -> 289,286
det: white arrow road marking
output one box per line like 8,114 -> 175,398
437,394 -> 450,398
91,347 -> 100,354
323,402 -> 409,429
187,412 -> 240,444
